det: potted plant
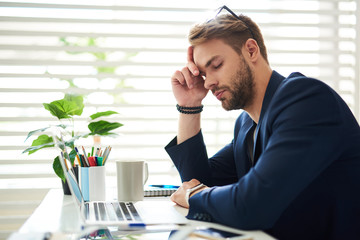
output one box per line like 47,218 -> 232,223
23,93 -> 123,193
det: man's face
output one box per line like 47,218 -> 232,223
193,38 -> 255,111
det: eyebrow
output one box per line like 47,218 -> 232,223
205,55 -> 220,68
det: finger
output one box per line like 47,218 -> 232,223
181,66 -> 195,89
187,46 -> 199,76
187,46 -> 194,62
171,70 -> 186,85
170,187 -> 186,207
170,192 -> 175,202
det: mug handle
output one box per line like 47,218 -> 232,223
143,161 -> 149,185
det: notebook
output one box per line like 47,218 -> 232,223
144,187 -> 178,197
52,127 -> 188,228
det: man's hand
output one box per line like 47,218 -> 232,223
186,46 -> 200,81
170,179 -> 207,208
171,46 -> 208,107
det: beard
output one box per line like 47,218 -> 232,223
218,57 -> 255,111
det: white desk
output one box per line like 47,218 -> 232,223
16,189 -> 276,240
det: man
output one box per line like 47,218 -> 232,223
165,6 -> 360,240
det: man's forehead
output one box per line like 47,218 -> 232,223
193,39 -> 227,69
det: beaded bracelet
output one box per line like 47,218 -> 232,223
176,104 -> 203,114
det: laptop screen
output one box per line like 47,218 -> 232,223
52,127 -> 84,207
66,167 -> 83,204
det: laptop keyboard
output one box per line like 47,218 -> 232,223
86,201 -> 142,222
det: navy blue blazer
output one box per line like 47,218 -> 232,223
165,71 -> 360,240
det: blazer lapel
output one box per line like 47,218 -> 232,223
253,71 -> 285,163
235,116 -> 255,177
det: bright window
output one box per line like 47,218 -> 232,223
0,0 -> 359,237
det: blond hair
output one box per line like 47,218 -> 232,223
188,14 -> 268,64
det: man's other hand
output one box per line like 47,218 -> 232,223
170,179 -> 207,208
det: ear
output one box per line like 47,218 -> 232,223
243,39 -> 259,63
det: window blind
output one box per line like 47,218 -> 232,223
0,0 -> 358,238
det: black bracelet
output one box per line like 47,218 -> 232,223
178,108 -> 203,114
176,104 -> 203,110
176,104 -> 203,114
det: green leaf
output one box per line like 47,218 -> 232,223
65,137 -> 76,149
23,135 -> 54,154
96,66 -> 115,74
24,124 -> 67,142
24,126 -> 50,142
64,133 -> 89,149
69,149 -> 77,166
43,94 -> 84,120
43,103 -> 71,120
87,37 -> 97,46
53,156 -> 65,182
93,52 -> 107,60
90,111 -> 118,120
23,142 -> 54,155
88,120 -> 123,135
64,93 -> 84,116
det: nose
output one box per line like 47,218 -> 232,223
203,75 -> 218,90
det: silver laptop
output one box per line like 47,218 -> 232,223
52,127 -> 187,228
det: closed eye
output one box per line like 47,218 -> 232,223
213,63 -> 223,70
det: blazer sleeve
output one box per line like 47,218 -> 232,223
165,130 -> 238,187
187,77 -> 360,229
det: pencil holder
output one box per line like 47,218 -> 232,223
79,166 -> 106,201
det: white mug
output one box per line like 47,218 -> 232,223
116,160 -> 149,201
